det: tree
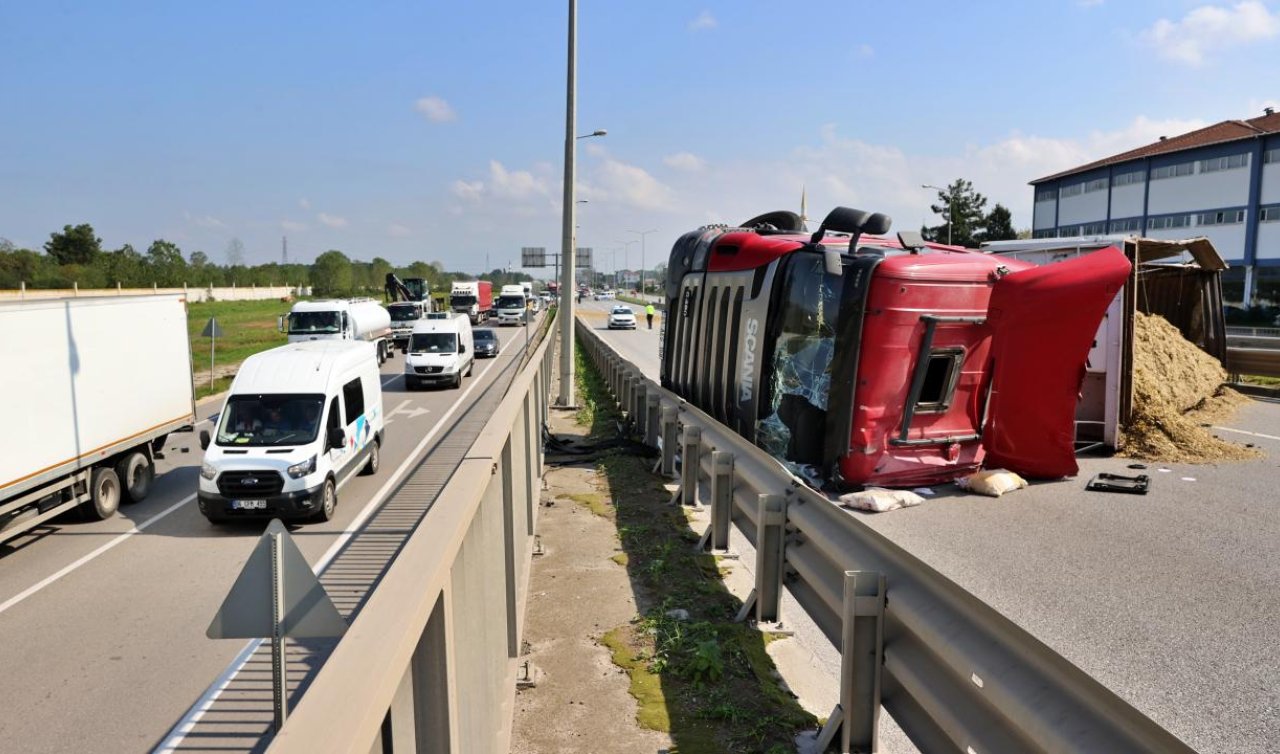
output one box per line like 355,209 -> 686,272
225,237 -> 245,267
189,250 -> 209,268
44,223 -> 102,265
370,257 -> 393,291
978,204 -> 1017,244
921,180 -> 988,249
311,250 -> 353,295
146,239 -> 188,286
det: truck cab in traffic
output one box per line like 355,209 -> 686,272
282,298 -> 393,364
404,313 -> 474,389
386,300 -> 427,352
198,341 -> 384,524
496,284 -> 528,326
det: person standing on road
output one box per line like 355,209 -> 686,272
645,303 -> 656,330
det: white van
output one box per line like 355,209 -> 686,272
197,341 -> 384,524
404,313 -> 474,390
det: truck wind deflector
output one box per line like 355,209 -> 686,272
810,206 -> 892,247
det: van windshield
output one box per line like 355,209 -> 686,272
216,395 -> 325,447
288,311 -> 341,334
410,332 -> 458,353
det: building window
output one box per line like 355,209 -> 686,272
1198,153 -> 1250,173
1080,222 -> 1107,235
1196,209 -> 1246,226
1264,148 -> 1280,164
1259,206 -> 1280,222
1151,162 -> 1195,180
1083,178 -> 1108,193
1035,187 -> 1057,202
1110,218 -> 1142,233
1032,228 -> 1056,238
1148,214 -> 1192,230
1058,225 -> 1080,236
1060,182 -> 1084,198
1112,169 -> 1145,187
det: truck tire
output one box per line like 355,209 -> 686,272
84,467 -> 121,521
314,478 -> 337,522
361,438 -> 381,476
377,342 -> 386,365
116,451 -> 154,504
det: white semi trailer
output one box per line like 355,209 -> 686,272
282,298 -> 393,364
0,295 -> 197,544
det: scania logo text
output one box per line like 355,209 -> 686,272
740,317 -> 759,402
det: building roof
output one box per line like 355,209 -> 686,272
1032,110 -> 1280,185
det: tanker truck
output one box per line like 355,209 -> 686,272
281,298 -> 393,364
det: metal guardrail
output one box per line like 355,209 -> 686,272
1227,346 -> 1280,378
267,327 -> 556,753
576,320 -> 1194,754
1225,325 -> 1280,338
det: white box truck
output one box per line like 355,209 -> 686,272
0,295 -> 196,543
282,298 -> 393,364
496,284 -> 528,326
197,341 -> 384,523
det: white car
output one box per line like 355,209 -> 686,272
607,305 -> 637,330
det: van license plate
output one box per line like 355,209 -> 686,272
232,500 -> 267,510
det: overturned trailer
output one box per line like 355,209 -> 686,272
660,207 -> 1131,489
983,235 -> 1228,449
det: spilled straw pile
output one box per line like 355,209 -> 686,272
1121,312 -> 1257,463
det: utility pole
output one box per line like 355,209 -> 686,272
282,236 -> 288,265
557,0 -> 578,406
629,229 -> 658,297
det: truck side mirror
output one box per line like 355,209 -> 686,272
277,315 -> 285,333
327,427 -> 346,450
199,430 -> 210,451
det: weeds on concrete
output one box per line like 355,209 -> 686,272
569,335 -> 815,753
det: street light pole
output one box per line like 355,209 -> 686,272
557,0 -> 578,407
922,184 -> 953,246
629,228 -> 658,297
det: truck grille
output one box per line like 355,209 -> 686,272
415,366 -> 444,374
217,470 -> 284,497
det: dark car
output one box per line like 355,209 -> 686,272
473,329 -> 500,358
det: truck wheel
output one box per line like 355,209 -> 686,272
84,467 -> 121,521
116,451 -> 154,504
314,478 -> 337,522
361,438 -> 381,476
377,342 -> 386,365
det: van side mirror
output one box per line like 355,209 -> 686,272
277,315 -> 286,333
458,343 -> 467,354
199,430 -> 210,450
328,427 -> 346,450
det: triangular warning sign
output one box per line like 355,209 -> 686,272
207,519 -> 347,640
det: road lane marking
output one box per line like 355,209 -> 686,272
156,344 -> 517,752
382,399 -> 412,425
1212,426 -> 1280,442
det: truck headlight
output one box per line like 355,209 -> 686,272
200,462 -> 217,481
287,455 -> 317,479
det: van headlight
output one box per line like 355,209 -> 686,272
287,455 -> 317,479
200,462 -> 217,481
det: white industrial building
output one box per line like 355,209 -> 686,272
1030,109 -> 1280,307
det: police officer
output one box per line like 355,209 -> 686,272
645,302 -> 656,330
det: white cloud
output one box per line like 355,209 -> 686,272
586,160 -> 675,211
689,10 -> 716,30
451,179 -> 485,202
298,198 -> 311,210
1141,1 -> 1279,65
317,213 -> 348,229
663,152 -> 707,172
414,96 -> 457,123
281,220 -> 308,232
388,223 -> 411,238
856,43 -> 874,58
182,211 -> 226,229
488,160 -> 551,200
583,142 -> 609,158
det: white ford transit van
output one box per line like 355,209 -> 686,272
404,313 -> 474,390
197,341 -> 384,523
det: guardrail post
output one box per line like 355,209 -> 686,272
736,493 -> 786,625
709,451 -> 733,551
815,571 -> 886,754
644,394 -> 660,448
633,381 -> 647,435
659,406 -> 678,477
680,425 -> 701,507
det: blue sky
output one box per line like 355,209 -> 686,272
2,1 -> 1278,274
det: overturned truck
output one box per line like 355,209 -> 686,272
660,207 -> 1130,489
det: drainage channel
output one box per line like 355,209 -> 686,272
154,334 -> 538,753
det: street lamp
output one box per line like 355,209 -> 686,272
629,228 -> 658,296
557,0 -> 607,407
614,239 -> 637,290
922,184 -> 953,246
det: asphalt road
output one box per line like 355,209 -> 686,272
578,298 -> 1280,754
0,319 -> 539,753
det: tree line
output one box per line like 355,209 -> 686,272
0,223 -> 533,297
